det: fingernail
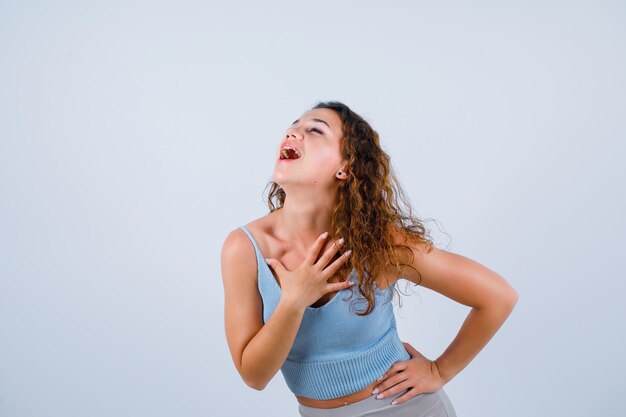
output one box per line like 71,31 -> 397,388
321,231 -> 328,238
371,388 -> 379,395
377,376 -> 384,381
391,400 -> 398,405
345,250 -> 352,257
376,394 -> 384,399
337,237 -> 344,245
265,259 -> 271,264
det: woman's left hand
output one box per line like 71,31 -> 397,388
371,342 -> 448,406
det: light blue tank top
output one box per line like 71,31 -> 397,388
239,226 -> 411,400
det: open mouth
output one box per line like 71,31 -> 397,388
279,146 -> 301,160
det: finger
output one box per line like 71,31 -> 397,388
389,387 -> 420,406
375,375 -> 410,399
321,249 -> 352,277
265,258 -> 285,276
376,361 -> 406,386
372,371 -> 408,393
304,232 -> 330,265
325,280 -> 354,294
315,236 -> 346,267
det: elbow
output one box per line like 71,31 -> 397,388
479,284 -> 518,313
240,367 -> 268,391
477,283 -> 519,313
507,286 -> 519,306
238,352 -> 269,391
244,376 -> 268,391
501,286 -> 519,313
250,383 -> 268,392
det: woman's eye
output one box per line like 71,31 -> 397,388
308,128 -> 322,134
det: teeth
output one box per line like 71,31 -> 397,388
280,146 -> 301,159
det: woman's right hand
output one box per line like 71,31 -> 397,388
265,232 -> 353,311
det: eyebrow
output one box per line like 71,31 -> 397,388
291,118 -> 331,128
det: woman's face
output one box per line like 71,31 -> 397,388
272,108 -> 347,189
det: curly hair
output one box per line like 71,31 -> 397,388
264,101 -> 437,315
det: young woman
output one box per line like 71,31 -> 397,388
221,101 -> 518,417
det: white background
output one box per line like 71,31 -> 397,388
1,1 -> 624,416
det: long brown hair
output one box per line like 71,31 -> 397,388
265,101 -> 437,315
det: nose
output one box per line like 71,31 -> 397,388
285,128 -> 303,140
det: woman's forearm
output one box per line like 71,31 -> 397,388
240,298 -> 305,390
435,294 -> 518,383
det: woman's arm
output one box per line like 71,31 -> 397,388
221,229 -> 306,390
403,243 -> 519,382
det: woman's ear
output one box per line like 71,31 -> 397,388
336,168 -> 350,179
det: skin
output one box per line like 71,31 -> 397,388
221,108 -> 519,408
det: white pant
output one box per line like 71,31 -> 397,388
298,388 -> 457,417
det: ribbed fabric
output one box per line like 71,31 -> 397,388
239,226 -> 411,400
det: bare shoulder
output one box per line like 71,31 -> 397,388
221,214 -> 274,266
221,227 -> 257,276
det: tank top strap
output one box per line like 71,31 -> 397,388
239,226 -> 281,321
239,226 -> 265,264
